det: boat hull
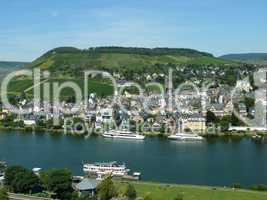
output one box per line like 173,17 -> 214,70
168,134 -> 204,141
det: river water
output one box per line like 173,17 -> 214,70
1,131 -> 267,187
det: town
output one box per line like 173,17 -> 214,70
0,67 -> 265,140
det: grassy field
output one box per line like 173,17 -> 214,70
116,181 -> 267,200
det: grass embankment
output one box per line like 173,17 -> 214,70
117,181 -> 267,200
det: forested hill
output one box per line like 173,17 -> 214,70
220,53 -> 267,65
28,46 -> 235,77
6,47 -> 258,97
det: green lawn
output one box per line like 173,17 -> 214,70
116,181 -> 267,200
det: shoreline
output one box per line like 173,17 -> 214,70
0,126 -> 267,139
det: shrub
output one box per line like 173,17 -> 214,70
96,175 -> 117,200
250,184 -> 267,191
143,193 -> 152,200
124,183 -> 137,200
173,193 -> 183,200
0,188 -> 9,200
231,183 -> 241,189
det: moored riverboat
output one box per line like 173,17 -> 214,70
102,129 -> 145,140
83,161 -> 141,180
168,133 -> 204,141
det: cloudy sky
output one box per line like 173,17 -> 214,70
0,0 -> 266,61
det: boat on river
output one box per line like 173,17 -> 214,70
102,129 -> 145,140
83,161 -> 129,176
83,161 -> 141,180
252,134 -> 263,141
168,133 -> 204,141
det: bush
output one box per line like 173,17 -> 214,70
124,183 -> 137,200
0,188 -> 9,200
231,183 -> 241,189
143,193 -> 152,200
250,184 -> 267,191
173,193 -> 183,200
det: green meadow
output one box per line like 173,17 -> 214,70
117,181 -> 267,200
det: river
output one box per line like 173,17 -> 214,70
1,131 -> 267,187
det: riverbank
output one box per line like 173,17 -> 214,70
1,125 -> 267,139
116,181 -> 267,200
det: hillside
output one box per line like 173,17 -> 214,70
0,61 -> 28,80
220,53 -> 267,64
5,47 -> 254,98
28,47 -> 234,77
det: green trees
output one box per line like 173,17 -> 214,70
219,116 -> 231,132
231,183 -> 241,189
250,184 -> 267,191
4,166 -> 27,186
124,183 -> 137,200
96,175 -> 117,200
0,162 -> 6,173
1,114 -> 15,127
4,166 -> 40,193
206,111 -> 218,124
40,168 -> 73,199
0,188 -> 9,200
13,120 -> 25,128
4,166 -> 75,199
230,113 -> 243,126
12,170 -> 40,193
244,97 -> 255,112
4,166 -> 74,199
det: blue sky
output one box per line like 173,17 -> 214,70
0,0 -> 266,61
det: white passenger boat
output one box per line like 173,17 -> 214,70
168,133 -> 204,141
83,161 -> 129,177
102,129 -> 145,140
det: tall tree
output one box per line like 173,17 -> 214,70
96,175 -> 117,200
